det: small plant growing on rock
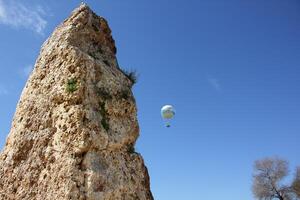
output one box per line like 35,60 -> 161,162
99,102 -> 110,131
121,69 -> 138,86
66,78 -> 77,93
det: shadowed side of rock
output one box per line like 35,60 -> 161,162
0,4 -> 154,200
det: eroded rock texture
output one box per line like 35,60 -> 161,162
0,4 -> 153,200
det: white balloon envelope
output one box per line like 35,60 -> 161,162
161,105 -> 175,127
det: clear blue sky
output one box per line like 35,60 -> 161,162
1,0 -> 300,199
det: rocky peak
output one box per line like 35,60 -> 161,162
0,4 -> 153,200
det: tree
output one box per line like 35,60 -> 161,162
252,157 -> 294,200
292,167 -> 300,198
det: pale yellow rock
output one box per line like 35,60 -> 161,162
0,3 -> 153,200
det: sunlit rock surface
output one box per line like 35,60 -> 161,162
0,4 -> 153,200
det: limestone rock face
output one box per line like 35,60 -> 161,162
0,4 -> 153,200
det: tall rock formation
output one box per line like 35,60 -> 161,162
0,4 -> 153,200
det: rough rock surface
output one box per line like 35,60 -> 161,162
0,4 -> 153,200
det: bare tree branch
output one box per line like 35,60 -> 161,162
292,167 -> 300,198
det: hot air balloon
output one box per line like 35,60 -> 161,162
161,105 -> 175,128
